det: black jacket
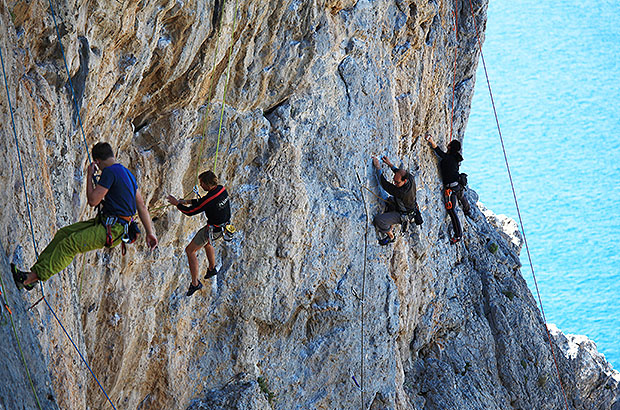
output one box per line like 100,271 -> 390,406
177,185 -> 231,226
433,146 -> 463,185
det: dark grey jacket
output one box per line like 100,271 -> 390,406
378,167 -> 417,213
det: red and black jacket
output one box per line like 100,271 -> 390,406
177,185 -> 231,226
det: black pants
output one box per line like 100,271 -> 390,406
444,185 -> 470,239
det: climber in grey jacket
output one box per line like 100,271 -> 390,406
372,155 -> 421,245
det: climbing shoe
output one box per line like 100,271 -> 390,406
11,264 -> 35,291
204,267 -> 218,280
378,236 -> 395,246
450,236 -> 461,245
186,280 -> 203,297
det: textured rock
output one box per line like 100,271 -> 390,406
0,0 -> 618,409
550,325 -> 620,410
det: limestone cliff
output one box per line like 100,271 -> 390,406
1,0 -> 618,409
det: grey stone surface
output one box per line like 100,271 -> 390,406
0,246 -> 58,410
0,0 -> 618,409
550,325 -> 620,410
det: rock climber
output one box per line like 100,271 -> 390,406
425,134 -> 471,244
167,171 -> 231,297
12,142 -> 158,290
371,155 -> 422,245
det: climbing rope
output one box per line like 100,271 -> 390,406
40,289 -> 118,409
1,18 -> 118,410
465,0 -> 570,407
449,5 -> 459,142
149,0 -> 240,214
354,172 -> 369,408
193,0 -> 229,189
0,45 -> 44,410
47,0 -> 91,163
213,0 -> 240,173
358,183 -> 391,205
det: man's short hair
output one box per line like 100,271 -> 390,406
92,142 -> 114,161
199,171 -> 218,187
395,169 -> 408,181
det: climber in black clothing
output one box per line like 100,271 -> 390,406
372,155 -> 422,245
167,171 -> 231,296
425,134 -> 471,244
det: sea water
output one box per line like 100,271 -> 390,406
463,0 -> 620,368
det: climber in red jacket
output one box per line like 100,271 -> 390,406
167,171 -> 231,296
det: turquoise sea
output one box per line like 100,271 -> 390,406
463,0 -> 620,368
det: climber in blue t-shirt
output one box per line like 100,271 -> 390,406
12,142 -> 158,291
97,163 -> 138,217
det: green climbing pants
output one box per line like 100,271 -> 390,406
31,218 -> 124,281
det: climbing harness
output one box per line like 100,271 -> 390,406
399,206 -> 423,232
465,0 -> 570,407
100,215 -> 138,245
206,224 -> 223,243
100,214 -> 139,255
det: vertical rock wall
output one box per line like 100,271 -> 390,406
0,0 -> 618,409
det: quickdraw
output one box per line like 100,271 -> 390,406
0,289 -> 11,325
103,216 -> 117,247
444,188 -> 454,210
209,222 -> 236,242
192,184 -> 201,197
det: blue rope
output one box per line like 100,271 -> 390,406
47,0 -> 91,163
1,45 -> 118,410
0,44 -> 40,258
41,293 -> 118,410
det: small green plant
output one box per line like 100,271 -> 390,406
502,290 -> 516,301
488,242 -> 499,254
537,374 -> 548,388
520,359 -> 527,369
257,376 -> 276,404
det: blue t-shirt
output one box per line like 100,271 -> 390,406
97,163 -> 137,217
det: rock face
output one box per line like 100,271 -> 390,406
0,0 -> 618,409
